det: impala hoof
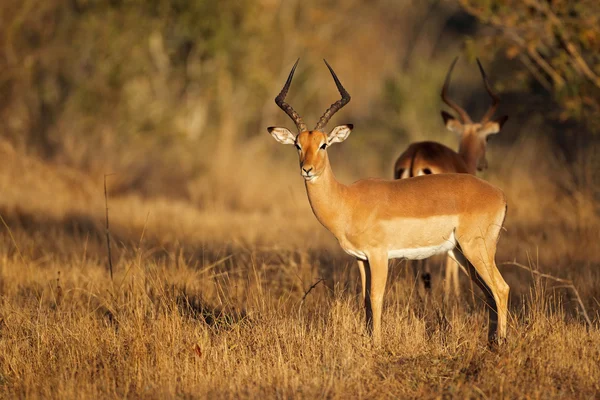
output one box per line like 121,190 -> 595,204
487,335 -> 507,351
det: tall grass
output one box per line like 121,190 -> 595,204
0,139 -> 599,398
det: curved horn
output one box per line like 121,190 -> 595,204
275,59 -> 307,133
441,56 -> 472,124
477,58 -> 500,123
314,59 -> 351,131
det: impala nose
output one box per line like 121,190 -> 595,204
302,166 -> 313,174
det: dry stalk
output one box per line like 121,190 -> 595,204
500,261 -> 592,329
0,214 -> 26,266
104,174 -> 115,281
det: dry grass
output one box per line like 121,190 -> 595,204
0,142 -> 599,399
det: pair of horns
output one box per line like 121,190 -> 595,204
441,57 -> 500,124
275,59 -> 351,132
276,57 -> 499,130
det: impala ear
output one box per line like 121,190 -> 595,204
479,115 -> 508,138
327,124 -> 353,145
267,127 -> 296,145
441,111 -> 464,134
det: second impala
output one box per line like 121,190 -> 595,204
267,59 -> 510,345
394,57 -> 509,298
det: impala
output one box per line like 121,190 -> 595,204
267,59 -> 510,345
394,57 -> 508,298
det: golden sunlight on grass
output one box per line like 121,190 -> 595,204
2,0 -> 600,397
0,143 -> 598,398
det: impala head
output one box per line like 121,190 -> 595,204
268,59 -> 352,182
441,57 -> 508,171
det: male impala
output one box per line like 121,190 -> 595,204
394,57 -> 508,298
267,59 -> 510,345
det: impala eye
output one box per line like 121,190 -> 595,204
320,143 -> 327,150
295,143 -> 301,150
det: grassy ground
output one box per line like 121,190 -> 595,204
0,142 -> 599,398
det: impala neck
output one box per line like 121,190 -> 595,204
458,139 -> 480,175
304,156 -> 347,235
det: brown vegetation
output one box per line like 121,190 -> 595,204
1,126 -> 599,398
0,0 -> 599,398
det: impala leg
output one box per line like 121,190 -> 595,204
357,259 -> 366,302
485,260 -> 509,343
421,259 -> 432,292
450,245 -> 509,344
444,254 -> 460,301
410,259 -> 430,293
364,253 -> 389,345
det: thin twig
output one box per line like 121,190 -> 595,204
104,174 -> 115,281
500,261 -> 571,283
518,54 -> 553,91
300,278 -> 325,305
500,261 -> 592,329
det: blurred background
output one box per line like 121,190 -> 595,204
0,0 -> 599,298
2,3 -> 600,395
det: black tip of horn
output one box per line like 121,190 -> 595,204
285,58 -> 300,89
442,56 -> 460,94
323,59 -> 347,96
476,58 -> 488,80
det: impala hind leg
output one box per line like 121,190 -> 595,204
363,253 -> 389,345
357,260 -> 367,302
450,244 -> 509,344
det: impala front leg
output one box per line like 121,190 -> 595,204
364,253 -> 389,346
444,254 -> 460,301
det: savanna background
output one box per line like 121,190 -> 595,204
0,0 -> 599,398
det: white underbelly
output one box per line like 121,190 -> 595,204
387,232 -> 456,260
